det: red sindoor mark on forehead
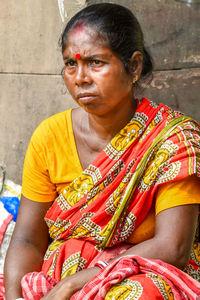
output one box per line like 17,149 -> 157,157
72,23 -> 85,33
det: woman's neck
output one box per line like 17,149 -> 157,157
72,99 -> 137,169
86,100 -> 137,141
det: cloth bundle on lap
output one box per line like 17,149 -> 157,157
21,256 -> 200,299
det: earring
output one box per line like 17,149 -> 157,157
132,75 -> 138,84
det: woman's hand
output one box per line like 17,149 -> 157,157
41,266 -> 100,300
40,278 -> 76,300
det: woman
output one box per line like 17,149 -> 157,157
3,3 -> 200,299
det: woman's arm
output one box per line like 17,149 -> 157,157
4,195 -> 53,300
115,204 -> 199,268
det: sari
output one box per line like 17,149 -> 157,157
4,98 -> 200,299
42,98 -> 200,278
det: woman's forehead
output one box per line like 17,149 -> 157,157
63,44 -> 113,60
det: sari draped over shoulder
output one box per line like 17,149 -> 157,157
23,98 -> 200,298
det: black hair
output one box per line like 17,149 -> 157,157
61,3 -> 153,85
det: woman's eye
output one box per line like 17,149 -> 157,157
65,60 -> 76,67
91,60 -> 102,65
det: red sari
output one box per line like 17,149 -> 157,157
2,98 -> 200,299
41,99 -> 200,282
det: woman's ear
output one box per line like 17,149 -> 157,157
129,51 -> 143,80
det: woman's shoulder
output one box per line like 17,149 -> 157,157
37,109 -> 71,132
31,109 -> 72,143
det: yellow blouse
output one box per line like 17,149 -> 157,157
22,109 -> 200,243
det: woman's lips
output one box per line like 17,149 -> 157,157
77,93 -> 97,104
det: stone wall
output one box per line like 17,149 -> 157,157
0,0 -> 199,184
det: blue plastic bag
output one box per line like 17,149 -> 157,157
0,196 -> 20,222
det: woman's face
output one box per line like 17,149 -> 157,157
63,25 -> 134,117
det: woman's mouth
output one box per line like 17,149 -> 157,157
76,93 -> 97,104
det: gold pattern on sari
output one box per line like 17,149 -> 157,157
147,274 -> 174,300
105,279 -> 143,300
61,252 -> 87,279
118,212 -> 136,242
57,165 -> 102,210
47,250 -> 60,277
140,110 -> 163,143
139,140 -> 180,192
69,212 -> 101,239
57,174 -> 93,210
110,113 -> 148,152
44,240 -> 64,260
106,181 -> 126,215
48,219 -> 71,239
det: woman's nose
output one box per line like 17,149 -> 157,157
75,65 -> 92,86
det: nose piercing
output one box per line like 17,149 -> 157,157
76,53 -> 81,59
